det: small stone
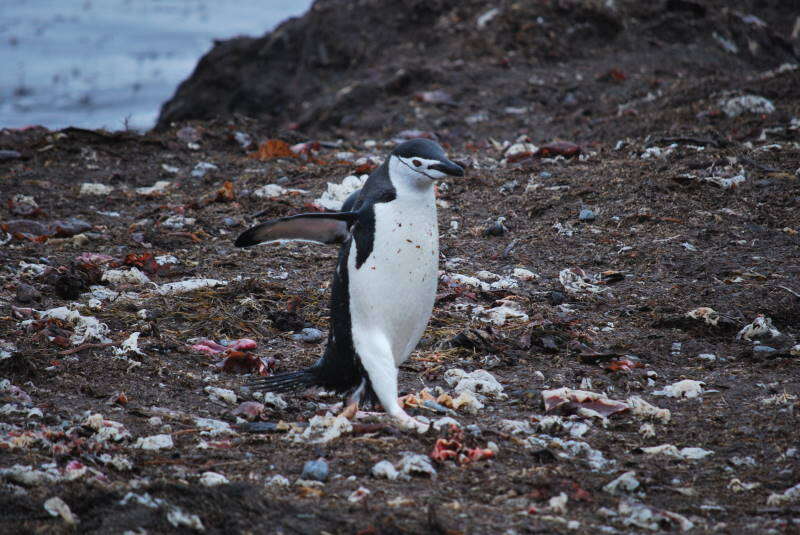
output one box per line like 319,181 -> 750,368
15,283 -> 41,304
301,458 -> 329,482
753,345 -> 776,353
0,150 -> 22,160
579,209 -> 596,221
199,471 -> 229,487
44,496 -> 77,525
191,162 -> 218,178
290,328 -> 325,344
134,434 -> 174,450
372,460 -> 400,480
548,291 -> 566,305
465,424 -> 482,437
485,218 -> 507,236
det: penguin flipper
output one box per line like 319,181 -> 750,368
235,211 -> 358,247
249,369 -> 318,392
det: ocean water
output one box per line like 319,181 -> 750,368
0,0 -> 313,131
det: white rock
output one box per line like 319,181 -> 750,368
265,474 -> 290,487
80,183 -> 113,196
252,184 -> 308,199
119,492 -> 163,508
44,496 -> 78,525
475,270 -> 501,281
639,423 -> 656,438
721,95 -> 775,117
640,444 -> 713,460
135,434 -> 174,450
766,482 -> 800,506
619,500 -> 694,531
685,307 -> 720,325
549,492 -> 568,514
23,306 -> 110,345
477,7 -> 500,28
161,215 -> 196,230
112,332 -> 145,358
737,314 -> 780,340
728,478 -> 760,492
498,419 -> 533,435
559,268 -> 608,294
652,380 -> 705,399
525,434 -> 613,471
193,417 -> 234,437
191,161 -> 218,178
259,392 -> 288,410
432,417 -> 461,431
451,391 -> 484,413
102,267 -> 151,286
98,454 -> 133,471
444,369 -> 507,400
167,507 -> 205,531
136,180 -> 172,196
505,142 -> 538,158
348,487 -> 371,503
287,412 -> 352,444
700,171 -> 747,189
449,273 -> 490,291
156,279 -> 227,295
604,471 -> 640,494
512,267 -> 539,281
470,299 -> 528,326
155,254 -> 179,265
627,396 -> 671,423
396,452 -> 437,479
679,447 -> 714,460
489,277 -> 519,290
204,386 -> 237,404
314,174 -> 368,210
1,464 -> 60,486
372,460 -> 400,481
199,472 -> 229,487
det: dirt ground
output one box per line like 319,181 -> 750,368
2,1 -> 800,534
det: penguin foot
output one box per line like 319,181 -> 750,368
394,412 -> 430,434
340,400 -> 359,420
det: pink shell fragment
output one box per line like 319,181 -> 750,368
542,387 -> 629,417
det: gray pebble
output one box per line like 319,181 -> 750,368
466,424 -> 482,437
753,345 -> 776,353
579,209 -> 596,221
291,328 -> 325,344
301,458 -> 329,482
422,400 -> 456,416
15,283 -> 41,304
539,171 -> 552,179
548,291 -> 565,305
0,150 -> 22,160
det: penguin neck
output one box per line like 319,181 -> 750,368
387,156 -> 436,201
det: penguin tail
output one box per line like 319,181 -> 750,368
248,368 -> 318,393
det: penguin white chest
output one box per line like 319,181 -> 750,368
348,197 -> 438,365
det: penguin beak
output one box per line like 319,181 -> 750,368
429,159 -> 464,177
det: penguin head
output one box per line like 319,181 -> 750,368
388,139 -> 464,190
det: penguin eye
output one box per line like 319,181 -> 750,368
412,159 -> 421,167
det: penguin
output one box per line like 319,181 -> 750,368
234,139 -> 463,430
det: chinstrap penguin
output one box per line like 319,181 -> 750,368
235,139 -> 463,430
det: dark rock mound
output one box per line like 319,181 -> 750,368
156,0 -> 799,135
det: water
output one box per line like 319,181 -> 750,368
0,0 -> 313,131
